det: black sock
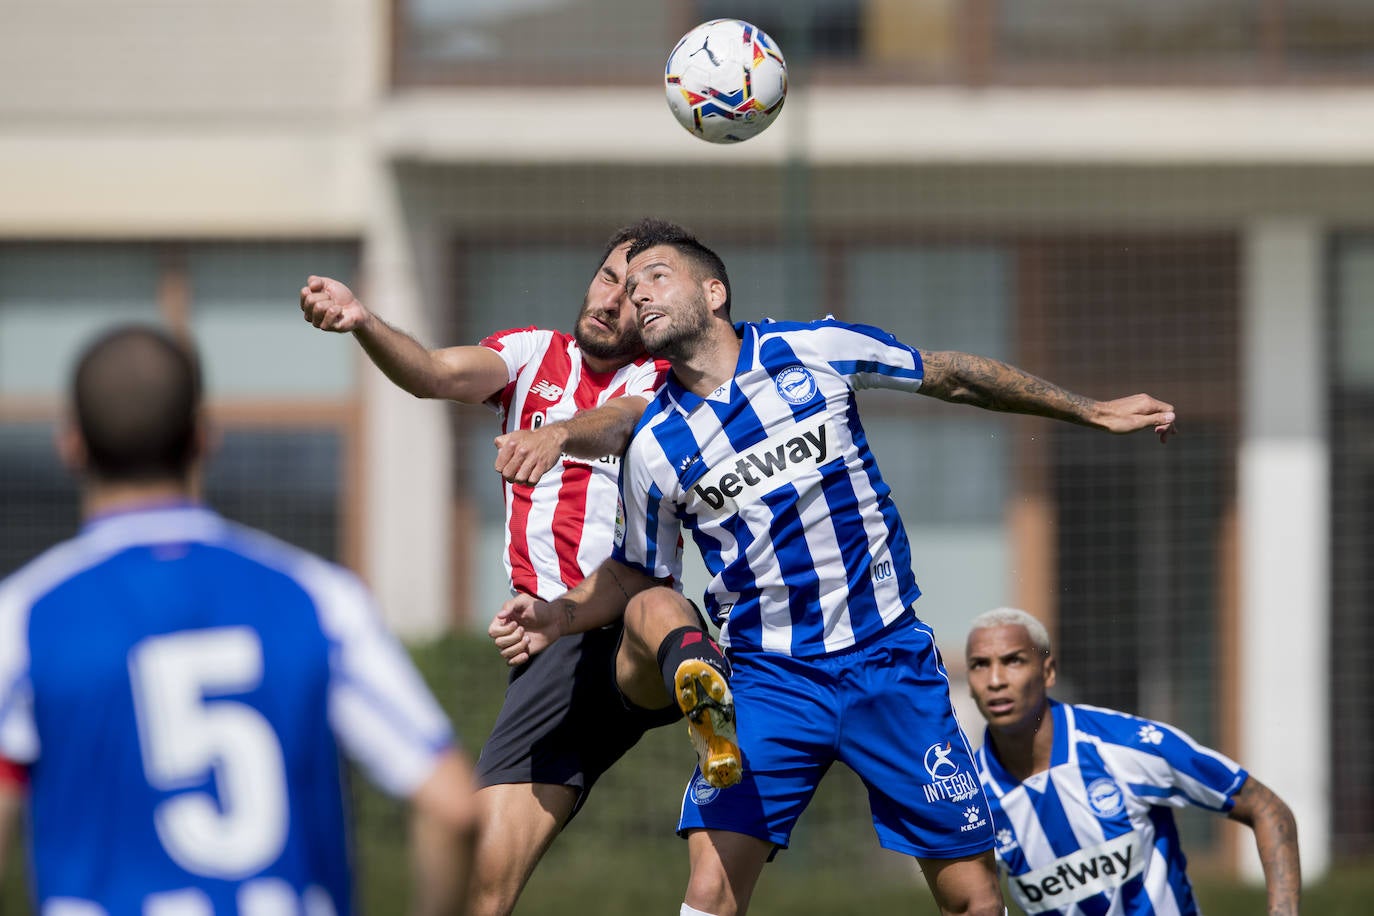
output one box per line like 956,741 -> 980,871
656,626 -> 731,701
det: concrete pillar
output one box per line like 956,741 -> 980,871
1238,219 -> 1329,879
357,161 -> 454,641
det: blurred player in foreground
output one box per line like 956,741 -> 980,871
301,219 -> 732,916
492,220 -> 1178,916
0,325 -> 476,915
966,607 -> 1300,915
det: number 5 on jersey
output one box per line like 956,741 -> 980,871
128,627 -> 289,879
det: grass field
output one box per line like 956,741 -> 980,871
3,632 -> 1369,913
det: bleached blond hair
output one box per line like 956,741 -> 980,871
967,607 -> 1052,656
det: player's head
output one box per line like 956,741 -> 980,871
65,324 -> 204,485
624,221 -> 732,361
624,221 -> 731,315
573,220 -> 677,366
965,607 -> 1057,734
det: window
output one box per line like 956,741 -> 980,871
0,246 -> 162,396
394,0 -> 676,85
393,0 -> 1374,86
0,242 -> 359,576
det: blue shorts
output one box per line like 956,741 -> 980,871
677,618 -> 995,860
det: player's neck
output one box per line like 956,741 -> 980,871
990,701 -> 1055,781
83,477 -> 198,520
672,324 -> 741,396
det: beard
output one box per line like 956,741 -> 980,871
641,289 -> 712,362
574,303 -> 644,364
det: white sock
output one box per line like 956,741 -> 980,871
680,905 -> 718,916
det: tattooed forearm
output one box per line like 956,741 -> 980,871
1258,825 -> 1301,915
607,563 -> 634,602
1228,778 -> 1301,915
918,350 -> 1100,425
555,599 -> 576,633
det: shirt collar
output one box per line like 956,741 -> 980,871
81,500 -> 222,541
662,321 -> 755,417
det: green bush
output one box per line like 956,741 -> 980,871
4,632 -> 1370,915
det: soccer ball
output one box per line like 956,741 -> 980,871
664,19 -> 788,144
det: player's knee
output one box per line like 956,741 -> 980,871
467,889 -> 518,916
625,586 -> 691,637
682,876 -> 733,916
466,853 -> 524,916
950,891 -> 1006,916
682,858 -> 743,915
680,904 -> 722,916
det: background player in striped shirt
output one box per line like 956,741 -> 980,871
0,325 -> 476,915
301,219 -> 733,916
491,220 -> 1178,916
966,607 -> 1300,915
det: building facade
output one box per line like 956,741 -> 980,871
2,0 -> 1372,878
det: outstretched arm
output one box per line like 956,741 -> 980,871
917,349 -> 1177,442
1226,776 -> 1301,916
489,559 -> 663,666
493,395 -> 648,485
300,275 -> 509,404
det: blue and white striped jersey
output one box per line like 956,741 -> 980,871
975,701 -> 1248,915
0,503 -> 455,916
612,318 -> 925,658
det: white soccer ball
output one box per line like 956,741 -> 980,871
664,18 -> 788,144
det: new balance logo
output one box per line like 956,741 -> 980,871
689,414 -> 834,515
531,380 -> 564,401
1009,833 -> 1143,914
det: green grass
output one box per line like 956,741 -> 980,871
4,633 -> 1371,914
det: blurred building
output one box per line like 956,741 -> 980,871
2,0 -> 1372,881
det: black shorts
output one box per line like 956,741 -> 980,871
474,619 -> 682,818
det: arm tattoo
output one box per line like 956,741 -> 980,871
606,564 -> 634,602
1230,779 -> 1301,915
1255,791 -> 1301,915
920,350 -> 1098,425
556,599 -> 576,631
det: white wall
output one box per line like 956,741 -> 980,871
1239,220 -> 1330,879
0,0 -> 380,235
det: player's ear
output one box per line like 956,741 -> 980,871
1043,654 -> 1057,689
705,277 -> 728,314
55,420 -> 88,473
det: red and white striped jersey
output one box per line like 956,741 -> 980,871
481,327 -> 669,600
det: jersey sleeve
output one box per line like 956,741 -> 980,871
1088,706 -> 1248,813
800,319 -> 924,394
0,588 -> 38,765
611,433 -> 683,584
300,561 -> 456,799
478,326 -> 548,413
